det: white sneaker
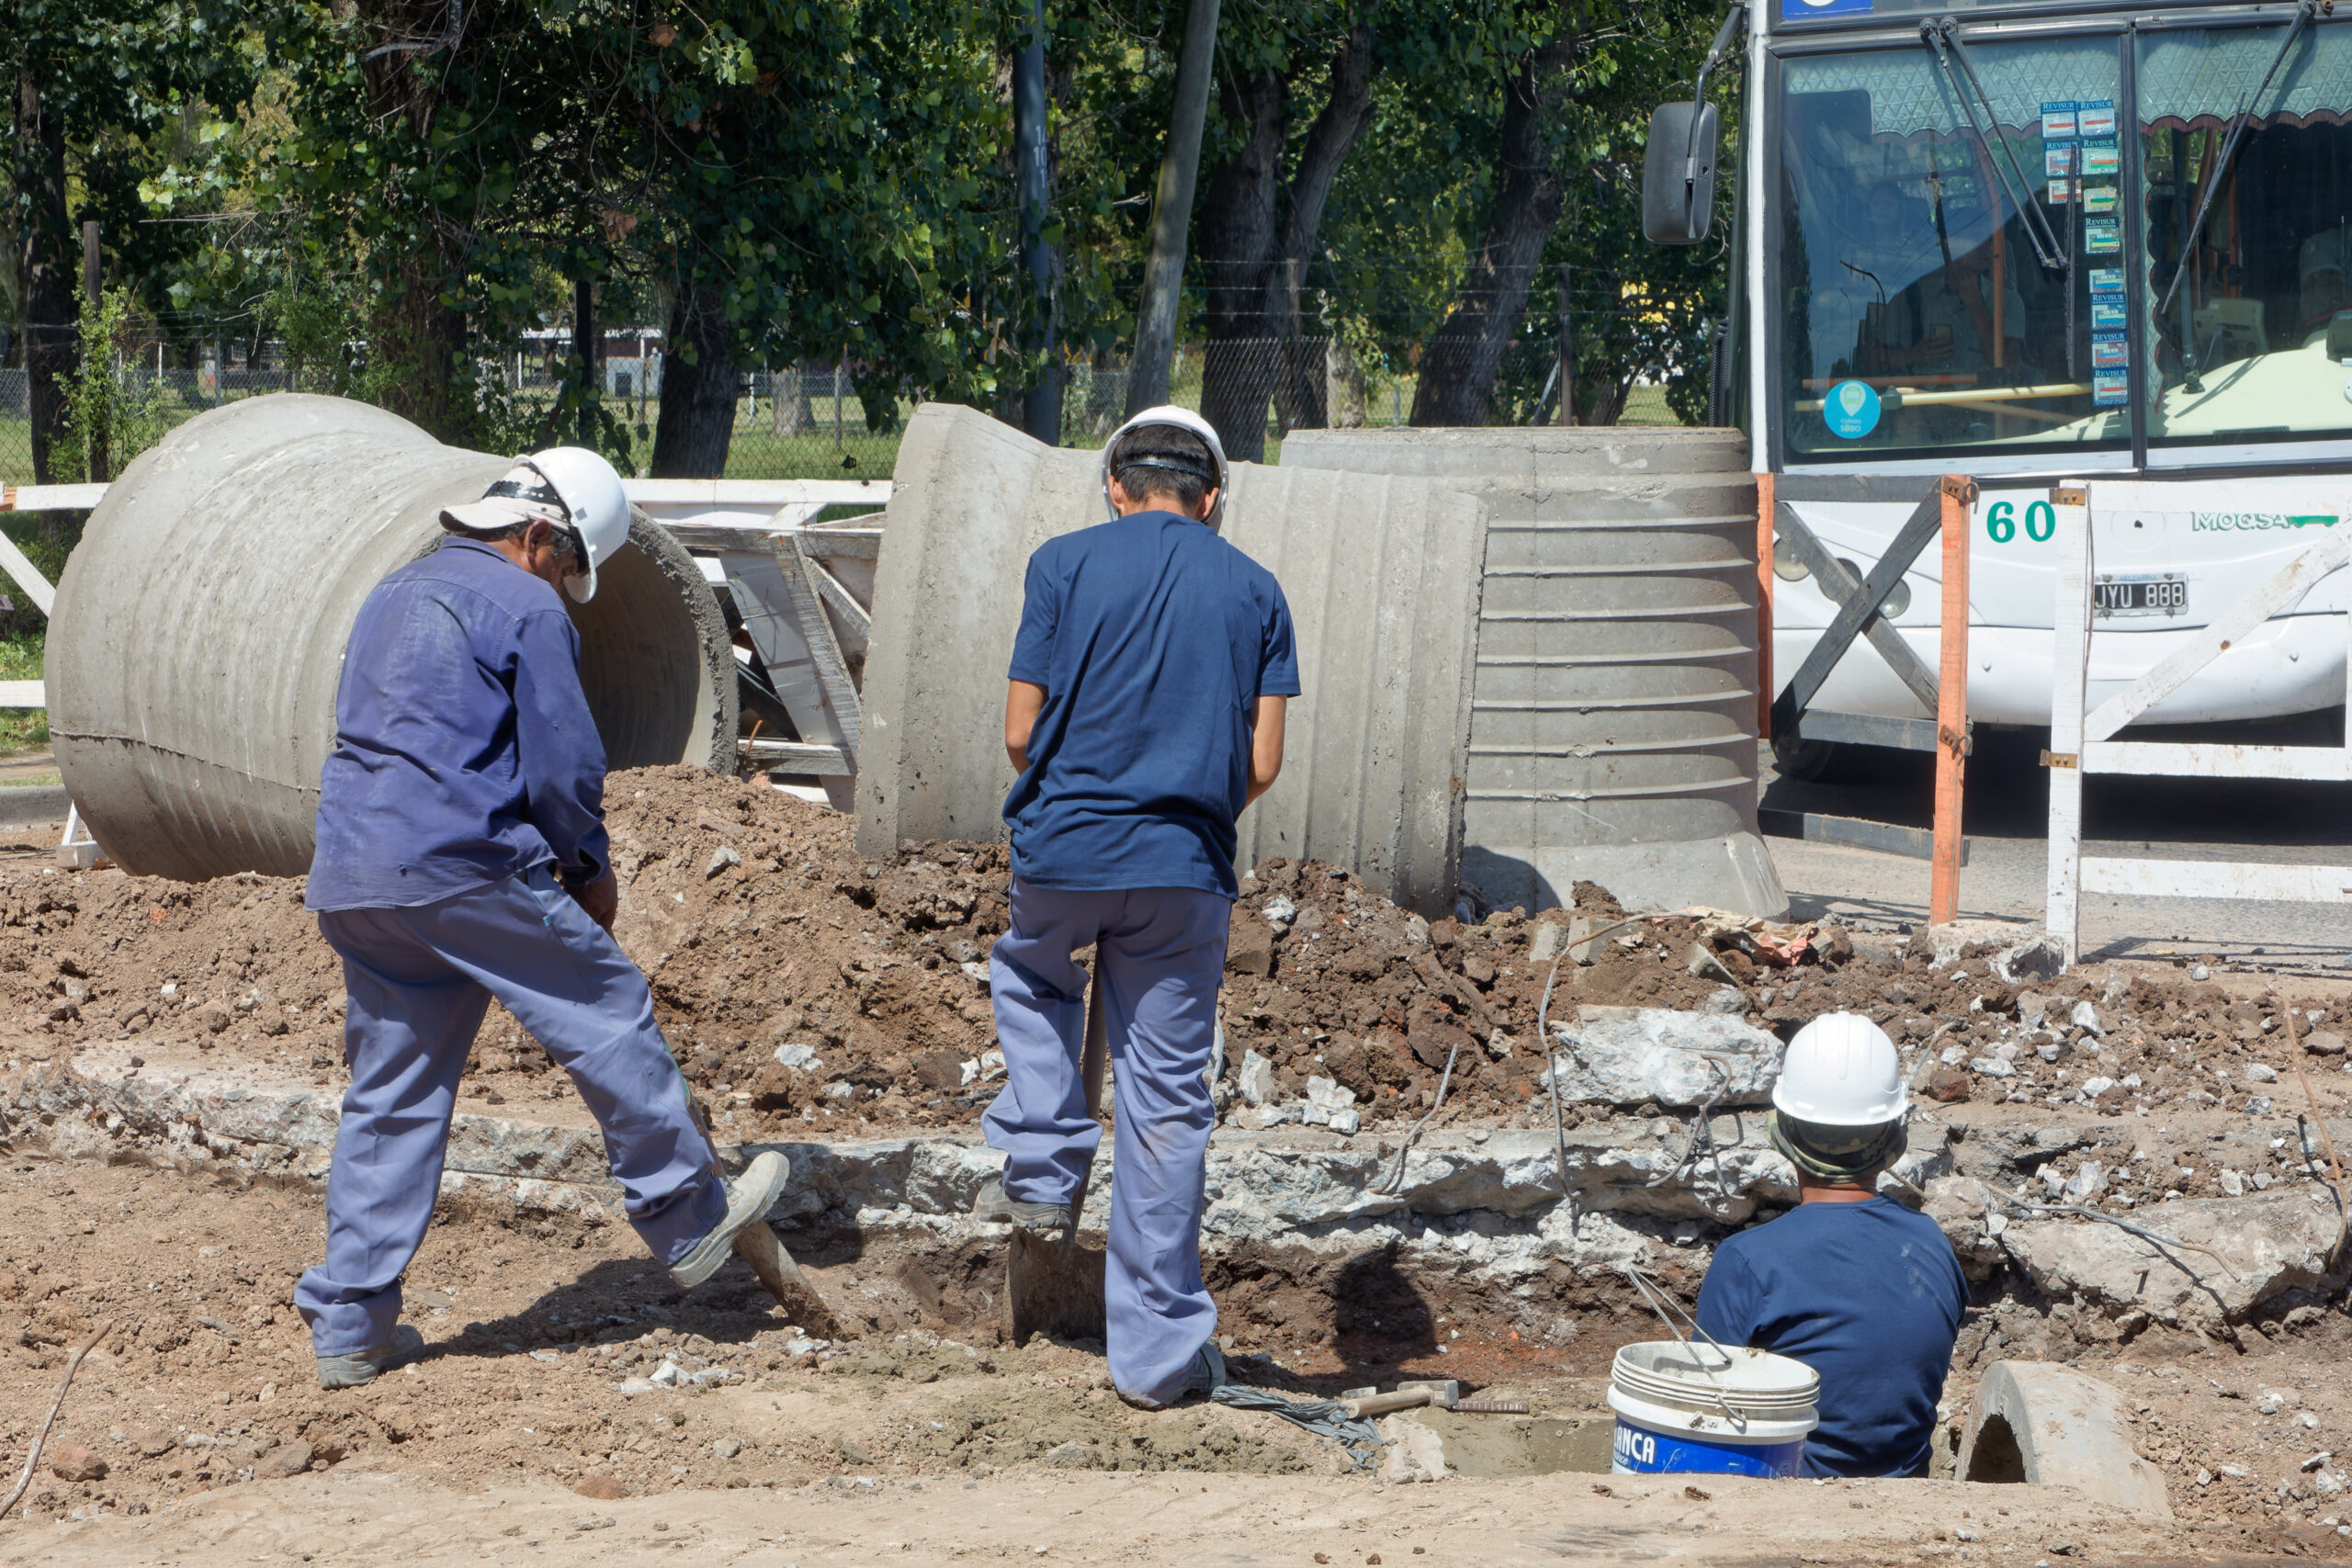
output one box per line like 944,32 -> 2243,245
669,1150 -> 794,1290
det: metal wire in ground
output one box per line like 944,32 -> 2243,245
1,1318 -> 112,1520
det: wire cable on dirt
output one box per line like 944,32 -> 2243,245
1,1319 -> 113,1521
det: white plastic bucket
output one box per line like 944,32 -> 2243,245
1609,1341 -> 1818,1479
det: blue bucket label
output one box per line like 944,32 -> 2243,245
1613,1417 -> 1806,1479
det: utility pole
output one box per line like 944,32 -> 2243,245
1125,0 -> 1221,420
1555,263 -> 1576,427
1013,0 -> 1061,445
83,220 -> 107,480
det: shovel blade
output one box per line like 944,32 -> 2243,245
1006,1227 -> 1106,1346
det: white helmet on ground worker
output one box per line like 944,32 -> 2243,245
1773,1011 -> 1906,1125
1099,405 -> 1230,530
441,446 -> 632,604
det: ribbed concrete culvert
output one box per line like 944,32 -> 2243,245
1281,428 -> 1785,919
45,394 -> 736,880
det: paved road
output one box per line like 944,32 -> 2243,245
1760,725 -> 2352,970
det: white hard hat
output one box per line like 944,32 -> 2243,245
443,447 -> 632,604
1100,405 -> 1230,529
1773,1012 -> 1906,1125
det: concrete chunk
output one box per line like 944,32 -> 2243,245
1997,1191 -> 2345,1326
1542,1005 -> 1785,1108
1958,1360 -> 2172,1517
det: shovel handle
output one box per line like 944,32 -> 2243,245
1343,1389 -> 1436,1419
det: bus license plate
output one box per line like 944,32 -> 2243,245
2092,575 -> 2188,618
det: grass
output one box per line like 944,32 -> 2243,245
0,631 -> 48,758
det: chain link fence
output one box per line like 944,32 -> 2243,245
0,334 -> 1684,489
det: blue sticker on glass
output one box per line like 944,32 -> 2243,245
2041,101 -> 2080,141
2094,369 -> 2130,405
1781,0 -> 1871,18
2089,266 -> 2125,296
2078,100 -> 2117,138
1824,378 -> 1882,440
2090,299 -> 2127,331
2092,334 -> 2129,371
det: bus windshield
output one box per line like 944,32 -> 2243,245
1778,36 -> 2127,459
2139,20 -> 2352,449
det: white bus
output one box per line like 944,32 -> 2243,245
1650,0 -> 2352,775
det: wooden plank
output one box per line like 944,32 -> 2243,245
1759,807 -> 1968,864
799,554 -> 872,656
741,739 -> 854,776
718,546 -> 861,784
661,510 -> 827,552
2081,525 -> 2352,744
795,528 -> 882,562
2081,740 -> 2352,783
2080,856 -> 2352,902
1785,708 -> 1943,753
0,483 -> 108,513
1756,470 -> 1774,741
0,528 -> 56,617
1770,474 -> 1940,506
1930,475 -> 1973,927
622,479 -> 891,506
0,679 -> 44,708
1771,493 -> 1945,723
2044,483 -> 2094,965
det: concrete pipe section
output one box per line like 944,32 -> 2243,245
47,394 -> 736,881
857,402 -> 1487,918
1282,427 -> 1787,919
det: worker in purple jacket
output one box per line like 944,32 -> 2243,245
296,448 -> 790,1389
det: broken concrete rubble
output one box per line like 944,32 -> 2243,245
1996,1190 -> 2346,1327
1541,1006 -> 1784,1108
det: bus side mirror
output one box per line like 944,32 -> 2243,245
1643,102 -> 1719,244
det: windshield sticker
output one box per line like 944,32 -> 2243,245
2091,334 -> 2129,371
2190,512 -> 2337,531
2089,267 -> 2125,296
1824,379 -> 1882,440
2044,144 -> 2080,179
2048,178 -> 2079,203
2085,217 -> 2120,254
2041,101 -> 2080,141
2081,139 -> 2120,177
2090,299 -> 2127,332
2094,370 -> 2130,406
1781,0 -> 1871,18
2078,101 -> 2117,138
2083,183 -> 2118,215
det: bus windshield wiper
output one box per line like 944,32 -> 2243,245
1921,17 -> 2068,272
2157,0 -> 2316,329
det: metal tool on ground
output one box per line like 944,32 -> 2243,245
691,1097 -> 835,1333
1006,967 -> 1110,1344
1338,1379 -> 1529,1417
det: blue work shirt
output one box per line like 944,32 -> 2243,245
1002,510 -> 1300,899
307,537 -> 610,912
1694,1196 -> 1968,1478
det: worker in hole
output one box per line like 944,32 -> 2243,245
972,408 -> 1298,1409
1694,1013 -> 1968,1476
295,448 -> 792,1389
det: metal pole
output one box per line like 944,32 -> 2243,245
1555,263 -> 1576,426
1126,0 -> 1221,420
1014,0 -> 1061,444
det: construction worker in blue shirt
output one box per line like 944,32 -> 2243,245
295,448 -> 792,1389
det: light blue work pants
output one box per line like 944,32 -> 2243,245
295,865 -> 727,1356
982,879 -> 1231,1405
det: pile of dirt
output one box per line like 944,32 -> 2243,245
7,763 -> 2352,1141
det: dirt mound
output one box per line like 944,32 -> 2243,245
7,764 -> 2352,1141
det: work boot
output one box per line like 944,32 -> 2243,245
1118,1341 -> 1226,1411
669,1150 -> 794,1290
971,1175 -> 1071,1233
316,1325 -> 425,1390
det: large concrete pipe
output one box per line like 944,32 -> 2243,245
47,395 -> 736,881
1282,427 -> 1786,919
856,403 -> 1487,917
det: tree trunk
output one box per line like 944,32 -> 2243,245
16,73 -> 75,484
1125,0 -> 1223,419
1411,34 -> 1576,427
1265,25 -> 1374,434
651,274 -> 737,478
1193,72 -> 1287,461
573,275 -> 599,446
358,1 -> 472,442
1326,338 -> 1366,428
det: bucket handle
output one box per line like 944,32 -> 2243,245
1617,1264 -> 1749,1433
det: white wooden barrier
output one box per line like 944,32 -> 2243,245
2044,481 -> 2352,964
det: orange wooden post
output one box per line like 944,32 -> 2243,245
1756,471 -> 1775,740
1929,474 -> 1974,927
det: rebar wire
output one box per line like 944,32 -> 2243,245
1617,1264 -> 1748,1431
2275,992 -> 2349,1259
1646,1056 -> 1735,1190
1984,1179 -> 2238,1285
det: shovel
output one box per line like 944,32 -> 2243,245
1006,968 -> 1110,1345
688,1094 -> 837,1336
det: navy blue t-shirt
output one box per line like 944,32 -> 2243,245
1694,1197 -> 1968,1478
1002,510 -> 1300,898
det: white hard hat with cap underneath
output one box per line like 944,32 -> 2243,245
441,446 -> 632,604
1773,1011 -> 1906,1125
1098,405 -> 1230,530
